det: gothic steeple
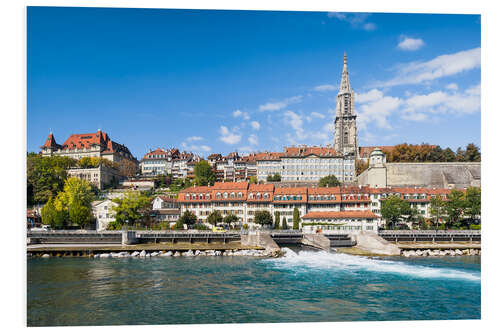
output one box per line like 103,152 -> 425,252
333,53 -> 358,159
339,52 -> 351,93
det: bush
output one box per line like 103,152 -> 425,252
193,223 -> 210,230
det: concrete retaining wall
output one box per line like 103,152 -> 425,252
302,234 -> 331,252
353,231 -> 400,255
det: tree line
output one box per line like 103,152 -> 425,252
382,143 -> 480,163
380,187 -> 481,230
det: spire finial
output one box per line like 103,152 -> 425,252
344,52 -> 347,65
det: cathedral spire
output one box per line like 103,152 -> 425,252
339,52 -> 351,93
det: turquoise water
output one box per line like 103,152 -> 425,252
27,248 -> 481,326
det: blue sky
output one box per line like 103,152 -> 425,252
27,7 -> 481,159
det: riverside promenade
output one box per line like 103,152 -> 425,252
27,229 -> 481,257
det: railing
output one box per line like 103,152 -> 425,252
378,230 -> 481,235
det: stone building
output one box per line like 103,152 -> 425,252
333,53 -> 358,158
41,129 -> 137,165
357,148 -> 481,189
67,164 -> 123,189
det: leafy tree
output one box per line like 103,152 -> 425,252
455,147 -> 466,162
55,177 -> 95,210
194,160 -> 215,186
293,207 -> 300,230
27,154 -> 76,205
112,191 -> 151,228
443,148 -> 457,162
281,216 -> 287,230
445,189 -> 465,227
429,195 -> 446,229
266,173 -> 281,182
223,213 -> 239,225
249,176 -> 258,184
464,143 -> 481,162
254,210 -> 273,226
318,175 -> 341,188
207,210 -> 223,225
117,158 -> 139,178
178,210 -> 198,226
69,201 -> 92,229
274,211 -> 281,229
41,197 -> 66,228
429,145 -> 444,162
380,195 -> 411,229
155,173 -> 173,188
355,159 -> 369,175
169,177 -> 193,192
464,187 -> 481,221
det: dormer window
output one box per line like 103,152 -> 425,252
185,194 -> 190,200
230,192 -> 235,199
206,194 -> 210,200
223,192 -> 228,199
264,193 -> 269,199
256,193 -> 261,199
237,192 -> 242,198
216,192 -> 221,199
249,193 -> 254,199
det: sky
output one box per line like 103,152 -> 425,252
27,7 -> 481,159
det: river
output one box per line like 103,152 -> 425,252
27,248 -> 481,326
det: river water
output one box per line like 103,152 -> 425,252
27,248 -> 481,326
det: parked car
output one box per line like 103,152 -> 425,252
212,226 -> 226,233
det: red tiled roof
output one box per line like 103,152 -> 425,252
274,187 -> 308,195
41,133 -> 61,149
302,210 -> 378,219
212,182 -> 249,190
248,184 -> 275,192
308,187 -> 341,195
254,152 -> 284,161
284,146 -> 340,158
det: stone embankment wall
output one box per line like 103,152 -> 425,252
241,232 -> 281,257
402,248 -> 480,257
353,231 -> 400,255
302,234 -> 331,252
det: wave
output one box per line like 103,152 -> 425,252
266,248 -> 481,282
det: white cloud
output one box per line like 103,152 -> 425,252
446,83 -> 459,90
259,95 -> 303,112
402,84 -> 480,120
180,142 -> 211,153
248,134 -> 258,145
327,12 -> 377,31
377,47 -> 480,87
397,36 -> 425,51
233,109 -> 250,120
355,84 -> 481,129
310,112 -> 325,119
238,146 -> 254,154
283,110 -> 306,139
356,89 -> 384,103
313,84 -> 336,92
219,126 -> 241,145
186,136 -> 203,142
250,121 -> 260,130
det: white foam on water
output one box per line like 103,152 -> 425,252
268,249 -> 480,282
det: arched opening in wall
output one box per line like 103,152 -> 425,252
344,131 -> 349,145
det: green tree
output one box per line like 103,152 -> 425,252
443,148 -> 457,162
69,201 -> 92,229
249,176 -> 258,184
456,147 -> 466,162
318,175 -> 341,188
41,197 -> 66,228
281,216 -> 287,230
293,207 -> 300,230
355,159 -> 369,175
207,210 -> 223,225
445,189 -> 465,228
429,195 -> 446,229
169,177 -> 193,192
223,213 -> 239,226
274,211 -> 281,229
178,210 -> 198,227
56,177 -> 95,209
464,187 -> 481,221
27,154 -> 77,205
266,173 -> 281,182
194,160 -> 215,186
464,143 -> 481,162
112,191 -> 151,228
380,195 -> 411,229
254,210 -> 273,226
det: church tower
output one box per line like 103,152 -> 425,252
333,53 -> 358,157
